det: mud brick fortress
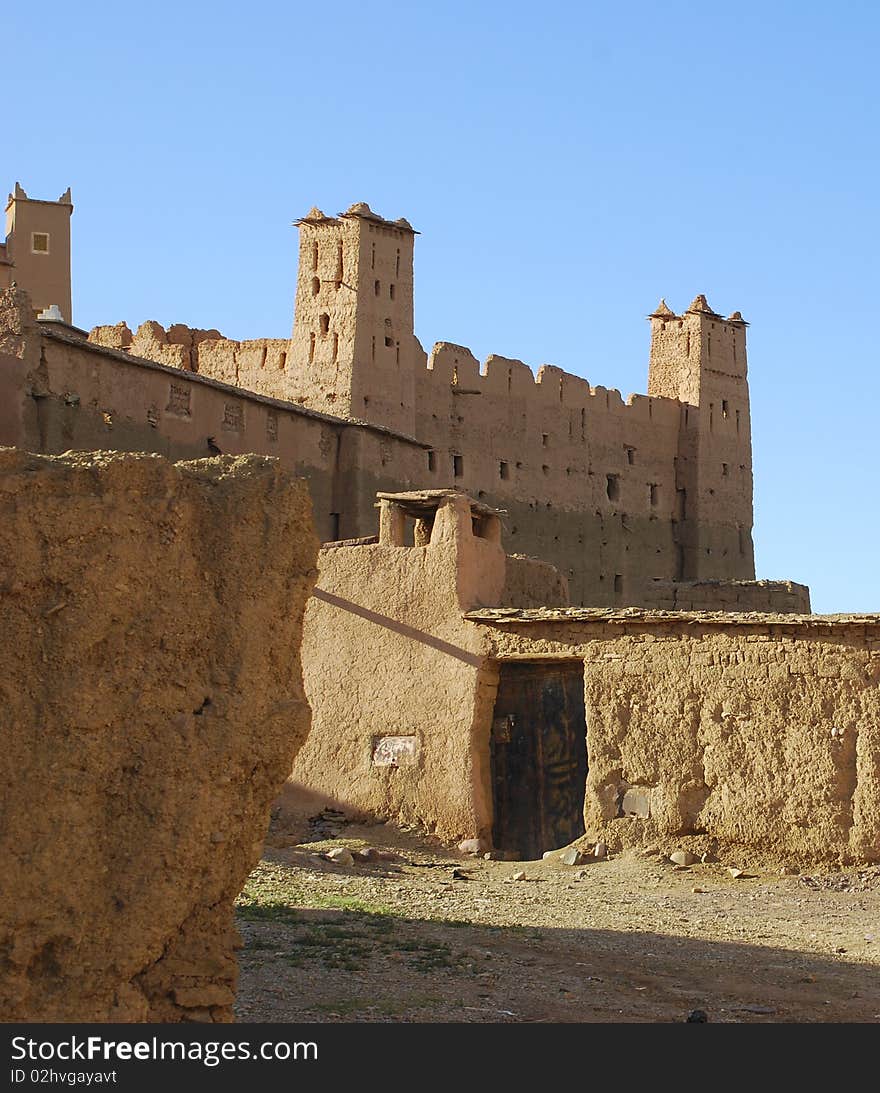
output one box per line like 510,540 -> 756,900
4,185 -> 880,1024
0,185 -> 807,611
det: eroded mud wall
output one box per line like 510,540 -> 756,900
0,449 -> 318,1021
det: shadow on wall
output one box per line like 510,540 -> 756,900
311,586 -> 482,667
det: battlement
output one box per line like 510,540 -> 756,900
422,341 -> 682,423
67,197 -> 763,608
295,201 -> 417,235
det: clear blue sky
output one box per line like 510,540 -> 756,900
6,1 -> 878,612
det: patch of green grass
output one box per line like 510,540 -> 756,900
236,862 -> 491,976
235,860 -> 393,920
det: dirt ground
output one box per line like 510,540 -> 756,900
234,797 -> 880,1024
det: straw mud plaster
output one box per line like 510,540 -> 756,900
0,449 -> 318,1022
292,491 -> 878,868
0,188 -> 807,611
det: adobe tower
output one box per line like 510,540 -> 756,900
290,202 -> 418,435
647,295 -> 754,580
1,183 -> 73,322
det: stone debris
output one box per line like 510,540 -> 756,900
685,1009 -> 708,1023
511,870 -> 527,881
326,847 -> 354,867
560,847 -> 585,866
593,841 -> 607,860
728,867 -> 744,879
670,851 -> 698,867
458,838 -> 487,856
308,807 -> 349,840
353,847 -> 381,863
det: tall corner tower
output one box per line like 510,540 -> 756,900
289,202 -> 417,435
4,183 -> 73,322
647,295 -> 754,581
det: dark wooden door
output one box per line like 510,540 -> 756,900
490,661 -> 587,860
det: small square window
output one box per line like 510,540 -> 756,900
453,454 -> 464,478
32,232 -> 49,254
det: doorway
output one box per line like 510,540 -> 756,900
490,661 -> 588,860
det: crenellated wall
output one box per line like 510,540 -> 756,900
5,191 -> 793,610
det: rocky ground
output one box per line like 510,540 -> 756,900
234,801 -> 880,1024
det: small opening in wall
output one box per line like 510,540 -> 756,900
374,280 -> 380,296
278,351 -> 287,371
371,336 -> 376,361
364,396 -> 370,406
453,454 -> 464,478
625,446 -> 635,465
390,283 -> 395,300
332,334 -> 339,362
311,276 -> 320,297
311,241 -> 318,270
427,450 -> 436,472
319,313 -> 330,335
396,248 -> 400,276
330,513 -> 341,541
722,462 -> 729,477
614,574 -> 623,596
371,242 -> 375,270
542,465 -> 549,476
499,461 -> 509,480
606,474 -> 620,501
709,403 -> 714,430
542,433 -> 549,447
337,240 -> 344,278
308,332 -> 315,363
722,399 -> 729,419
396,343 -> 400,364
649,483 -> 659,507
385,336 -> 394,347
32,232 -> 50,254
736,409 -> 741,433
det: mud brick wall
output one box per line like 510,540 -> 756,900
0,448 -> 318,1021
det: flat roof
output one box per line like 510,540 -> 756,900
463,606 -> 880,629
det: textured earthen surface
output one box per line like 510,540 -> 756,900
471,610 -> 880,867
23,195 -> 795,610
292,495 -> 878,867
0,448 -> 318,1022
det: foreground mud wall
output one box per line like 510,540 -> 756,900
0,448 -> 318,1022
